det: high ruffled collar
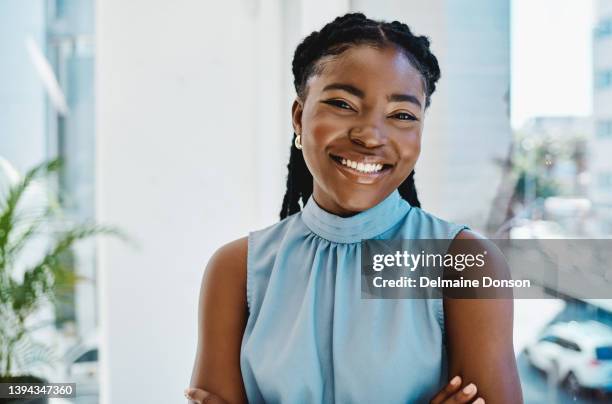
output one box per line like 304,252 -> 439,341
301,189 -> 411,244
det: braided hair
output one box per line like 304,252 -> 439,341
280,12 -> 441,220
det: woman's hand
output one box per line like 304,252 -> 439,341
429,375 -> 485,404
184,387 -> 228,404
183,375 -> 483,404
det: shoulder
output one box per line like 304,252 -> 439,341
201,212 -> 301,304
443,229 -> 522,402
208,236 -> 248,268
250,212 -> 303,242
449,228 -> 508,274
205,236 -> 248,281
401,204 -> 470,239
247,213 -> 305,263
201,237 -> 248,307
192,237 -> 249,403
452,228 -> 487,242
445,227 -> 513,326
447,228 -> 511,292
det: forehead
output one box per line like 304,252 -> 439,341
307,45 -> 425,98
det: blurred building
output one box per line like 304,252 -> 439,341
522,116 -> 592,140
593,0 -> 612,225
353,0 -> 512,231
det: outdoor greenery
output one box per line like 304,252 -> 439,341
512,132 -> 588,201
0,158 -> 122,378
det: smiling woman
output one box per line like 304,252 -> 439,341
292,44 -> 425,212
187,12 -> 523,404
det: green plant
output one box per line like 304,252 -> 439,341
0,158 -> 123,378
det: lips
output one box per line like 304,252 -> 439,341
328,152 -> 394,184
329,153 -> 394,168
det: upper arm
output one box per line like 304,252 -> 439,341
443,230 -> 523,403
189,237 -> 249,404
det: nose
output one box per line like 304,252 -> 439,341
348,123 -> 386,148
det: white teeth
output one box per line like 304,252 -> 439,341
338,157 -> 385,173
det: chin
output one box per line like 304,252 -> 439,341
332,187 -> 390,214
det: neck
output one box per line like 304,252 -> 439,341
311,184 -> 391,217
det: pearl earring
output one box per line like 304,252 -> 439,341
294,134 -> 303,150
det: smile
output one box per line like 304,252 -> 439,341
329,153 -> 394,182
340,158 -> 382,173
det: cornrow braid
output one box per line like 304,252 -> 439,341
280,133 -> 313,218
280,12 -> 438,220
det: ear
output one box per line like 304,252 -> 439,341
291,98 -> 304,136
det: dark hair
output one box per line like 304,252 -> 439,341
280,12 -> 441,220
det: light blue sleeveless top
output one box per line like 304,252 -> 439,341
240,189 -> 470,403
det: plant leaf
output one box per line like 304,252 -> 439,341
0,159 -> 61,277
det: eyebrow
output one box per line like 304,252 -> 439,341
321,82 -> 422,109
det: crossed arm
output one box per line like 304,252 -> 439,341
188,237 -> 249,404
187,231 -> 523,404
442,229 -> 524,403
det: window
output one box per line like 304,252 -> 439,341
595,70 -> 612,90
598,172 -> 612,187
595,346 -> 612,360
597,120 -> 612,138
594,18 -> 612,39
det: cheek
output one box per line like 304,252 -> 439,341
302,116 -> 345,173
303,112 -> 346,147
396,130 -> 422,162
301,121 -> 345,184
301,127 -> 332,174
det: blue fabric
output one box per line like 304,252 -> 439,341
240,189 -> 470,403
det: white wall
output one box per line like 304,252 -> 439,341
95,0 -> 281,402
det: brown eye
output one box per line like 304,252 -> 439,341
392,112 -> 417,121
323,99 -> 354,111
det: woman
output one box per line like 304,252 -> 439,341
186,13 -> 522,404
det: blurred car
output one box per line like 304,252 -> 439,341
524,320 -> 612,393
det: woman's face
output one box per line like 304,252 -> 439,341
292,44 -> 426,216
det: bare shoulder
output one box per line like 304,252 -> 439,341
189,236 -> 249,403
443,229 -> 523,403
452,227 -> 490,243
449,228 -> 508,274
203,236 -> 248,294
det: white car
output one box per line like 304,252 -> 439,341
524,320 -> 612,393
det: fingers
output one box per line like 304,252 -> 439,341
445,382 -> 484,404
430,375 -> 462,404
429,376 -> 486,404
184,388 -> 203,403
184,387 -> 227,404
